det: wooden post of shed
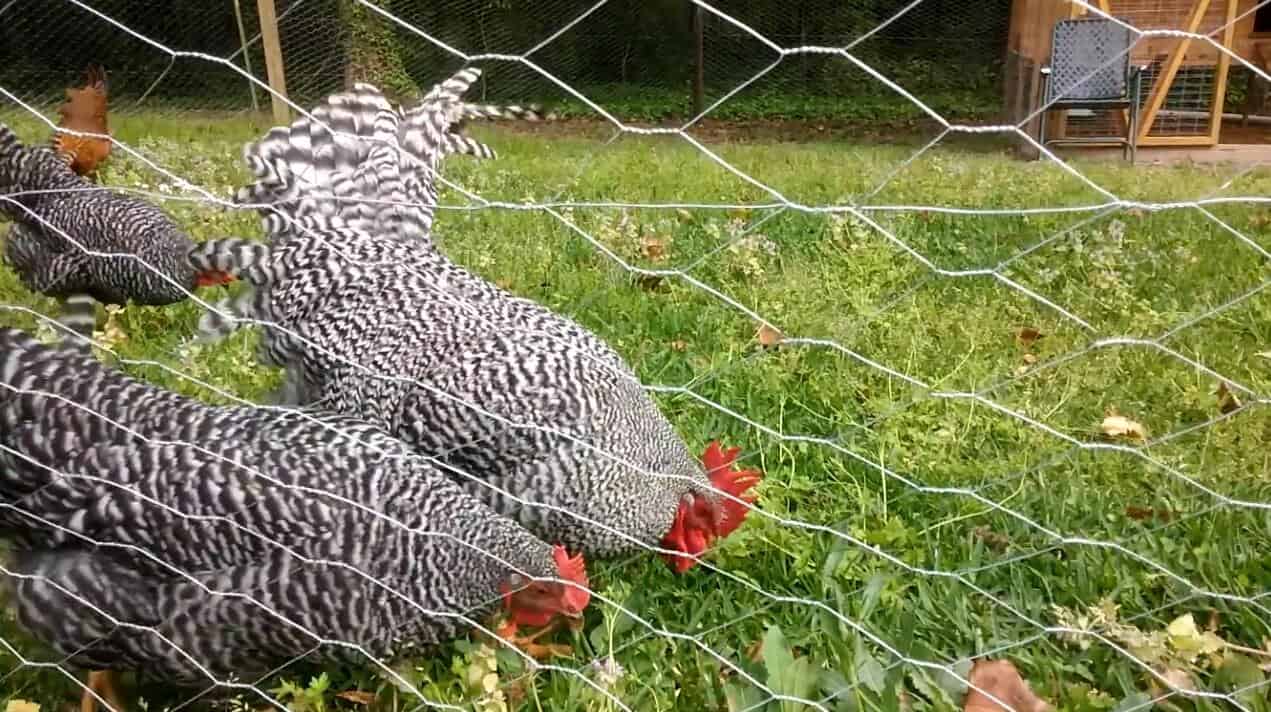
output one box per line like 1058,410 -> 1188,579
256,0 -> 290,124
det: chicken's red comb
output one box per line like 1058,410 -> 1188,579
552,545 -> 591,612
703,440 -> 762,539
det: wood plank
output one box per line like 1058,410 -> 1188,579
1137,0 -> 1214,141
1208,0 -> 1240,142
1008,0 -> 1026,53
1052,142 -> 1271,165
1138,133 -> 1217,145
256,0 -> 290,125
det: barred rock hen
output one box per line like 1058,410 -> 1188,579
51,64 -> 112,178
192,68 -> 762,573
0,327 -> 590,711
0,123 -> 234,338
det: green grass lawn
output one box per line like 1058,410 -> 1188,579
0,109 -> 1268,712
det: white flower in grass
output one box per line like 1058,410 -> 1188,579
590,656 -> 625,689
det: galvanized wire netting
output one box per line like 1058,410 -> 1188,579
0,1 -> 1268,711
0,0 -> 1012,121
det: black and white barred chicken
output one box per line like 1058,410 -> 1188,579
0,326 -> 590,710
0,123 -> 234,338
192,67 -> 762,574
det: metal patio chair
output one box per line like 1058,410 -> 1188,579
1037,17 -> 1143,162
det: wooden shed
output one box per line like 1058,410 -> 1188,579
1004,0 -> 1271,151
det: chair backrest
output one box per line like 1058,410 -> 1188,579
1046,17 -> 1134,102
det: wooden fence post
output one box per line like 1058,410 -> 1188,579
256,0 -> 290,124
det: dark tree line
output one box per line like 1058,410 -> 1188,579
0,0 -> 1009,110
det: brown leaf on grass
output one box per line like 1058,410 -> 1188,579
756,324 -> 783,348
1217,382 -> 1242,415
745,638 -> 764,663
336,690 -> 377,705
963,660 -> 1052,712
1156,668 -> 1196,693
634,274 -> 668,292
505,679 -> 528,706
640,236 -> 668,261
973,526 -> 1010,552
1100,412 -> 1147,442
4,700 -> 39,712
1015,327 -> 1043,348
669,339 -> 688,352
1125,505 -> 1173,523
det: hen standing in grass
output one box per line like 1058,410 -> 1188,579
192,67 -> 763,574
51,64 -> 112,180
0,327 -> 591,712
0,122 -> 234,340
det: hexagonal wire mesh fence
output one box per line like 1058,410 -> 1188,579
0,0 -> 1268,711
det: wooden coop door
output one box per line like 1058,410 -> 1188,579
1070,0 -> 1239,146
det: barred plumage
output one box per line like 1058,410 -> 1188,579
0,123 -> 232,338
193,68 -> 761,571
0,327 -> 588,690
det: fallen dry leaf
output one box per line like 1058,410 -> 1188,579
973,526 -> 1010,552
1015,327 -> 1043,348
1217,382 -> 1242,415
669,339 -> 688,352
756,324 -> 783,348
640,236 -> 668,261
963,659 -> 1052,712
505,679 -> 528,705
634,274 -> 667,292
4,701 -> 39,712
1157,668 -> 1195,693
1125,505 -> 1173,523
1101,413 -> 1147,442
336,690 -> 377,705
745,637 -> 764,663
